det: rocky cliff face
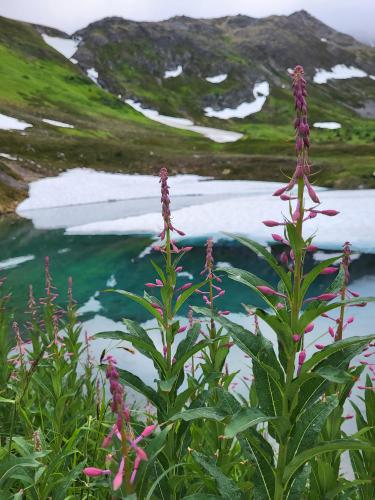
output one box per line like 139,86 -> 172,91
72,10 -> 375,116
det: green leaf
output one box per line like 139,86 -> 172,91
302,335 -> 374,374
300,256 -> 342,299
214,315 -> 284,383
0,397 -> 15,404
283,440 -> 375,486
174,281 -> 206,315
96,330 -> 166,375
158,375 -> 178,393
169,407 -> 228,423
287,395 -> 339,462
117,368 -> 165,416
315,366 -> 354,383
239,433 -> 275,500
172,323 -> 210,376
225,234 -> 292,294
218,266 -> 284,310
112,289 -> 163,321
285,463 -> 311,500
225,407 -> 275,438
192,451 -> 242,499
253,360 -> 283,418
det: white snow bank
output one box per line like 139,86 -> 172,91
370,76 -> 375,81
320,38 -> 327,42
17,168 -> 280,211
0,113 -> 32,131
204,81 -> 269,119
0,255 -> 35,270
0,153 -> 17,160
41,34 -> 79,60
164,65 -> 183,78
314,64 -> 368,84
206,74 -> 227,83
125,99 -> 242,143
313,122 -> 342,129
66,188 -> 375,253
87,68 -> 99,85
42,118 -> 74,128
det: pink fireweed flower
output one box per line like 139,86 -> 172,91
256,286 -> 286,298
310,209 -> 339,217
84,467 -> 111,477
304,323 -> 314,333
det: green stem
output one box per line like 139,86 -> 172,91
275,177 -> 305,498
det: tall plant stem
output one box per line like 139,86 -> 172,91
275,177 -> 305,499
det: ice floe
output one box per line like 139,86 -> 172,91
17,168 -> 279,211
206,74 -> 227,83
313,122 -> 342,129
106,275 -> 117,287
164,65 -> 183,78
125,99 -> 242,143
86,68 -> 99,85
41,34 -> 79,61
0,113 -> 32,131
204,81 -> 270,119
313,64 -> 368,84
42,118 -> 74,128
65,187 -> 375,253
0,255 -> 35,270
77,292 -> 102,315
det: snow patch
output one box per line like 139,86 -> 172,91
164,65 -> 183,78
0,255 -> 35,270
313,122 -> 342,129
177,271 -> 194,280
320,38 -> 327,42
204,81 -> 270,119
41,34 -> 79,60
125,99 -> 242,143
87,68 -> 99,84
42,118 -> 74,129
206,74 -> 227,84
314,64 -> 368,84
0,113 -> 32,131
0,153 -> 17,160
370,76 -> 375,81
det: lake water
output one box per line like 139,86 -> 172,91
1,173 -> 374,450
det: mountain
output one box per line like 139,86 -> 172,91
73,10 -> 375,119
0,11 -> 375,213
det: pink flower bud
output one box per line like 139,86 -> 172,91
272,233 -> 284,242
304,323 -> 314,333
293,334 -> 300,342
141,424 -> 157,438
320,267 -> 338,275
262,220 -> 284,227
84,467 -> 111,477
321,210 -> 339,216
329,326 -> 335,338
175,266 -> 183,272
298,350 -> 306,365
344,415 -> 354,419
113,457 -> 125,491
256,286 -> 286,298
347,316 -> 354,324
305,245 -> 318,252
177,325 -> 187,333
315,344 -> 325,350
177,283 -> 192,292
